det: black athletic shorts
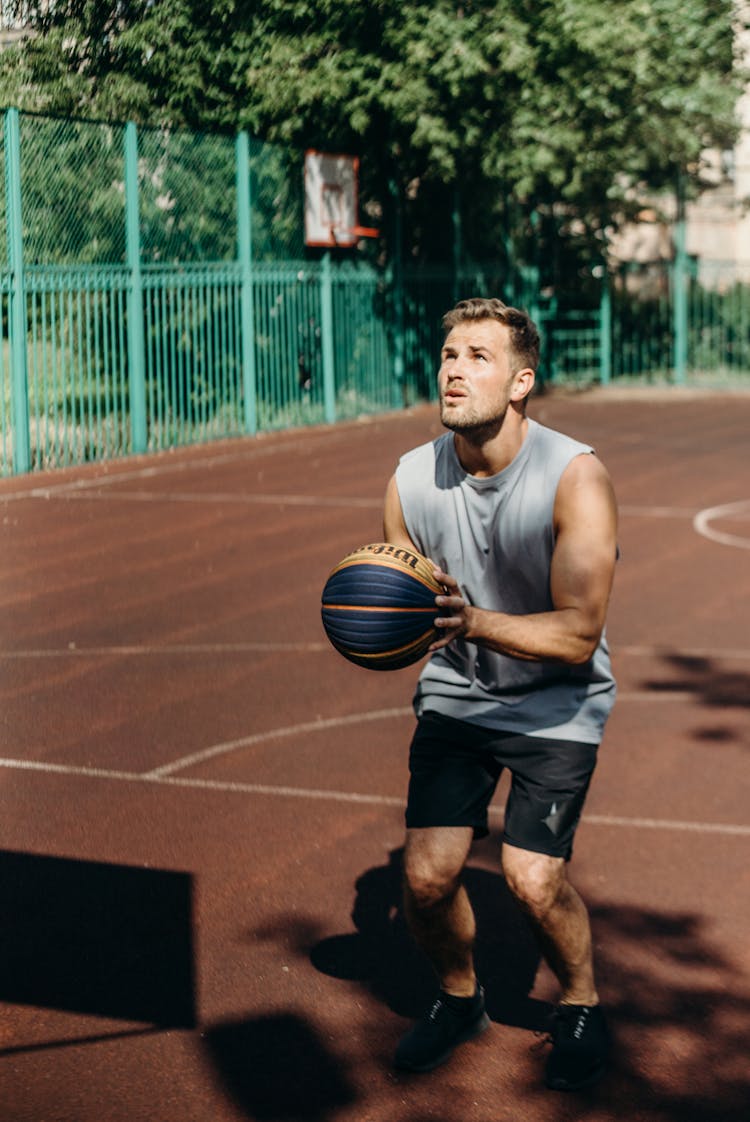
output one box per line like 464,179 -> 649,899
405,711 -> 599,859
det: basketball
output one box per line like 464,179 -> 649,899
321,542 -> 443,671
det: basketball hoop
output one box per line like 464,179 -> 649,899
328,222 -> 380,246
305,150 -> 379,248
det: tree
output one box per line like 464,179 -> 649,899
1,0 -> 746,268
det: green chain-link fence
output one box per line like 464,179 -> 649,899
2,109 -> 749,476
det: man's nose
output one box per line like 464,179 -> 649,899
446,356 -> 469,378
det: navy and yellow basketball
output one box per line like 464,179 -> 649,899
321,543 -> 442,670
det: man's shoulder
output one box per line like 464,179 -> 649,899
398,433 -> 451,468
528,418 -> 593,457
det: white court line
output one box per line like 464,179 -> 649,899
612,690 -> 695,703
0,757 -> 405,808
147,688 -> 708,780
694,499 -> 750,550
2,490 -> 702,514
145,707 -> 414,777
579,813 -> 750,837
3,642 -> 749,662
0,420 -> 390,502
0,447 -> 261,501
13,488 -> 382,509
617,644 -> 750,661
619,504 -> 698,518
0,755 -> 747,837
0,642 -> 328,659
8,476 -> 750,553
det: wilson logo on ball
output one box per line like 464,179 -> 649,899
321,542 -> 442,670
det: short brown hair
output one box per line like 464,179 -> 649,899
442,297 -> 540,372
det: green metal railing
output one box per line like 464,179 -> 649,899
26,266 -> 130,465
2,108 -> 749,477
2,110 -> 398,474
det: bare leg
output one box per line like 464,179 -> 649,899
402,826 -> 477,997
501,843 -> 598,1005
395,825 -> 489,1072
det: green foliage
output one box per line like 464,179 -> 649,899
18,115 -> 127,264
137,125 -> 238,263
0,0 -> 746,263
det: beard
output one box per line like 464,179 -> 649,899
439,393 -> 510,442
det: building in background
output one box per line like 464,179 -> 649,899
610,9 -> 750,285
0,2 -> 51,49
685,12 -> 750,279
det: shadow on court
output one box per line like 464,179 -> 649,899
236,846 -> 750,1122
586,901 -> 750,1122
204,1013 -> 357,1121
644,652 -> 749,705
640,653 -> 750,746
310,846 -> 550,1032
0,850 -> 196,1042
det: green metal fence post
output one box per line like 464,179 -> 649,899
320,251 -> 336,423
124,121 -> 147,452
452,186 -> 462,304
599,269 -> 612,385
673,176 -> 688,385
390,178 -> 405,407
236,131 -> 257,434
5,108 -> 30,474
525,265 -> 544,380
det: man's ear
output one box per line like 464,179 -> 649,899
511,367 -> 535,401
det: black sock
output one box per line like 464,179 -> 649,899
441,986 -> 481,1015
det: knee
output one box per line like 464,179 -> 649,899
502,849 -> 564,921
403,855 -> 461,911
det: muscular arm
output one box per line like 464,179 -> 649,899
438,454 -> 617,664
383,473 -> 419,551
384,455 -> 618,666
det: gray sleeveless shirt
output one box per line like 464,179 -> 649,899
395,419 -> 616,743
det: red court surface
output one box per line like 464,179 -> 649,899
0,387 -> 749,1122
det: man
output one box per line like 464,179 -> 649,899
383,297 -> 618,1092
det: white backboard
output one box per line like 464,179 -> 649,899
304,150 -> 359,248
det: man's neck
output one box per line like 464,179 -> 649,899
452,414 -> 529,478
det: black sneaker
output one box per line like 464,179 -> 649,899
544,1003 -> 610,1091
394,987 -> 490,1073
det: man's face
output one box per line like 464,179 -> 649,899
438,319 -> 517,435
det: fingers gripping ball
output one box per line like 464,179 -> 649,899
321,543 -> 442,671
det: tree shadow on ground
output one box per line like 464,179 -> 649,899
305,847 -> 750,1121
204,1012 -> 357,1121
641,653 -> 750,743
310,846 -> 548,1031
234,846 -> 749,1121
581,902 -> 750,1121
